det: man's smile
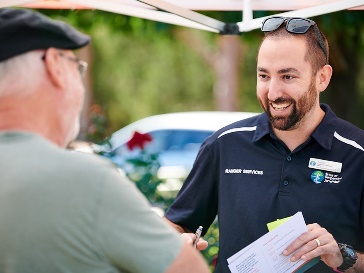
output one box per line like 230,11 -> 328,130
270,102 -> 292,111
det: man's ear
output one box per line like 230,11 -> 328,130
43,48 -> 66,89
317,64 -> 333,92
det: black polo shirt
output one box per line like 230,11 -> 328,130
165,104 -> 364,273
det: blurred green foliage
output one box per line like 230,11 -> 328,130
86,104 -> 108,143
91,25 -> 216,134
125,150 -> 169,205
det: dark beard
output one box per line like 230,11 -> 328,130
268,98 -> 300,130
258,78 -> 317,131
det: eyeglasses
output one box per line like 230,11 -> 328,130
41,51 -> 88,79
58,52 -> 88,79
261,17 -> 328,63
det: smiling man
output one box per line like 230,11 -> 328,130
165,17 -> 364,273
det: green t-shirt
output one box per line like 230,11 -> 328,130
0,131 -> 183,273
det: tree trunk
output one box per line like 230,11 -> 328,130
175,30 -> 243,112
213,35 -> 243,111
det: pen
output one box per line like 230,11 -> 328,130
193,226 -> 203,249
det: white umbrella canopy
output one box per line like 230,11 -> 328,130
1,0 -> 364,33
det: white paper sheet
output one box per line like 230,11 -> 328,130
228,212 -> 309,273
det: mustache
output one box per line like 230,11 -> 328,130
268,97 -> 295,104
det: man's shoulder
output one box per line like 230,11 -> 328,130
60,149 -> 127,183
322,104 -> 364,139
210,113 -> 263,141
13,132 -> 127,185
335,117 -> 364,134
334,117 -> 364,150
63,148 -> 115,168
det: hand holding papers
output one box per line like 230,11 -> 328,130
227,212 -> 319,273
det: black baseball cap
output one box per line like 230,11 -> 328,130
0,8 -> 91,62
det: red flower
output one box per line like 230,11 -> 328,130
126,131 -> 152,151
211,254 -> 218,269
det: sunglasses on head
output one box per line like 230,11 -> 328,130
261,17 -> 328,63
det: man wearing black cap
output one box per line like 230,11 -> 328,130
0,8 -> 210,273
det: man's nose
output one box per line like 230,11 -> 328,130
267,78 -> 284,102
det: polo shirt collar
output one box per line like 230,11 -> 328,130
252,104 -> 337,150
311,104 -> 337,150
252,113 -> 270,142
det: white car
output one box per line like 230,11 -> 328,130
99,111 -> 259,196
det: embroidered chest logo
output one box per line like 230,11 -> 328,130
225,169 -> 263,175
310,171 -> 343,184
311,170 -> 325,184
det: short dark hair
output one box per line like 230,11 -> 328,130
260,23 -> 329,74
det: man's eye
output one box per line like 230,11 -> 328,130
283,75 -> 293,80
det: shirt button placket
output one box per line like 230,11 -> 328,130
284,155 -> 292,186
279,154 -> 292,195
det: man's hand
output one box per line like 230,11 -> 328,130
163,217 -> 209,251
283,223 -> 343,268
181,233 -> 209,251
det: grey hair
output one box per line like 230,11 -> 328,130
0,51 -> 44,98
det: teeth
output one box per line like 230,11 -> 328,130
271,103 -> 291,110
